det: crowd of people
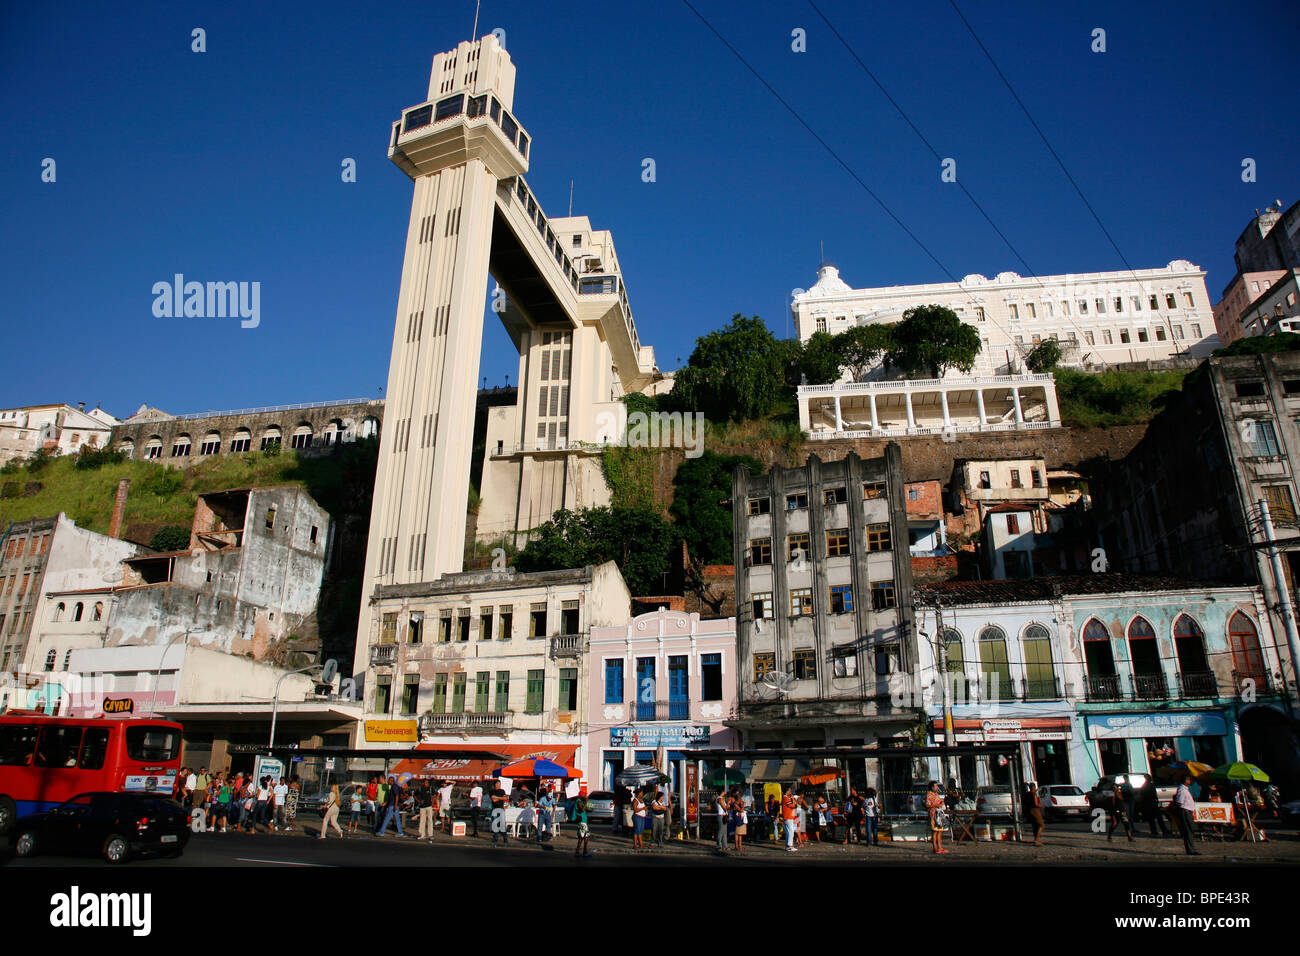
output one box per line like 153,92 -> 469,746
174,765 -> 298,833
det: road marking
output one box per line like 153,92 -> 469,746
235,858 -> 331,867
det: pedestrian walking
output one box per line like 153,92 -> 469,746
416,781 -> 436,842
1173,774 -> 1201,856
572,791 -> 592,858
376,775 -> 406,837
1138,777 -> 1171,837
348,786 -> 362,834
842,789 -> 861,844
651,790 -> 669,847
365,776 -> 379,828
272,777 -> 289,831
537,785 -> 556,843
469,782 -> 483,836
319,785 -> 343,839
438,780 -> 455,833
1107,780 -> 1136,843
926,781 -> 949,855
631,788 -> 648,850
490,781 -> 510,846
812,795 -> 830,843
781,788 -> 799,852
1022,782 -> 1045,846
714,790 -> 729,853
621,785 -> 634,835
863,788 -> 880,846
795,793 -> 808,846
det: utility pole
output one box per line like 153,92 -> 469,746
933,601 -> 956,788
1259,500 -> 1300,714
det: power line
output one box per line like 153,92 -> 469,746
805,0 -> 1105,361
678,0 -> 1031,368
946,0 -> 1181,347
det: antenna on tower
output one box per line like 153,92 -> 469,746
820,240 -> 825,266
569,180 -> 574,217
471,0 -> 481,41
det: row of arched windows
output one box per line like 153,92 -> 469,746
51,601 -> 102,622
118,417 -> 379,458
940,612 -> 1266,701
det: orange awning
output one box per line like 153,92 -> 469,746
391,743 -> 580,781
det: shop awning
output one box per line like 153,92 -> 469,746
391,743 -> 581,781
748,758 -> 810,781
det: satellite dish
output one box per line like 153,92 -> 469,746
760,672 -> 796,695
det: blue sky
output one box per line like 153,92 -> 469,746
2,0 -> 1296,418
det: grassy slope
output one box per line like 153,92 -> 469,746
0,451 -> 319,537
1053,367 -> 1189,428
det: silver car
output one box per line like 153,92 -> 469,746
975,786 -> 1015,817
585,790 -> 615,823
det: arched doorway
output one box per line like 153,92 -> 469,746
1238,705 -> 1300,798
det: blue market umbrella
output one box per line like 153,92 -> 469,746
496,758 -> 580,779
615,763 -> 666,787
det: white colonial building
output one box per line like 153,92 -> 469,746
792,261 -> 1221,376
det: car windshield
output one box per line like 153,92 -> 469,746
1049,786 -> 1084,795
58,793 -> 95,810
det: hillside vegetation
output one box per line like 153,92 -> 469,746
0,444 -> 373,544
1053,367 -> 1189,428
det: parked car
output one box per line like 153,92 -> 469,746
1038,784 -> 1089,820
585,790 -> 615,823
9,791 -> 189,864
975,786 -> 1015,817
299,782 -> 369,818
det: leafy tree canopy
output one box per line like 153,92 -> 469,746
1025,338 -> 1063,372
799,330 -> 843,385
669,314 -> 786,421
1213,332 -> 1300,357
669,451 -> 763,565
515,506 -> 678,595
887,304 -> 982,379
835,323 -> 896,381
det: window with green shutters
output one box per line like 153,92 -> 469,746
1022,625 -> 1057,698
475,671 -> 490,711
431,674 -> 447,714
525,669 -> 544,713
495,671 -> 510,712
452,672 -> 467,712
979,626 -> 1014,700
559,667 -> 578,712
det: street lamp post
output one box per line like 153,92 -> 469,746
267,663 -> 324,752
146,628 -> 189,718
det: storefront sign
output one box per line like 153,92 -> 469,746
103,697 -> 134,714
1086,712 -> 1226,740
610,725 -> 710,748
364,720 -> 419,743
930,716 -> 1071,742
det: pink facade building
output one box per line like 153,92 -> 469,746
586,610 -> 737,792
1214,269 -> 1286,344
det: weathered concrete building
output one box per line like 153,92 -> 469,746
355,561 -> 632,774
729,447 -> 920,750
111,398 -> 384,463
0,514 -> 140,677
109,486 -> 332,665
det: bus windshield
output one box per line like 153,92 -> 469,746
125,726 -> 181,763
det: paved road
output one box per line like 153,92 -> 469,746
5,816 -> 1297,867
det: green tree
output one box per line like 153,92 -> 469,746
1025,338 -> 1063,372
149,525 -> 191,552
515,507 -> 678,595
670,314 -> 785,421
774,337 -> 805,390
834,323 -> 895,381
669,451 -> 762,565
799,331 -> 842,384
1213,332 -> 1300,357
886,305 -> 982,378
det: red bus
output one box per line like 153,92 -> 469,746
0,711 -> 183,834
